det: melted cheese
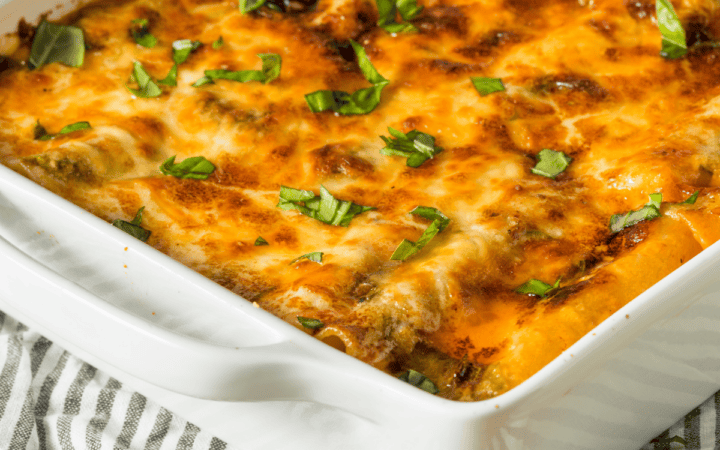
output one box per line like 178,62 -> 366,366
2,0 -> 720,401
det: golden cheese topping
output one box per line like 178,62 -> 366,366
2,0 -> 720,401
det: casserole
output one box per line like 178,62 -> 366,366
2,0 -> 720,448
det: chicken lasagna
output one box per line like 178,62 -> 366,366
1,0 -> 720,401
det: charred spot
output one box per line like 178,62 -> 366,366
624,0 -> 654,20
545,279 -> 591,307
532,74 -> 609,100
414,6 -> 468,37
198,92 -> 265,124
211,157 -> 261,189
418,59 -> 487,74
264,0 -> 319,14
454,360 -> 476,384
477,117 -> 522,154
473,347 -> 499,359
0,56 -> 21,76
273,226 -> 299,247
607,221 -> 650,254
164,178 -> 224,207
455,30 -> 522,60
268,145 -> 295,162
17,18 -> 36,46
587,18 -> 616,40
686,15 -> 716,49
310,144 -> 374,177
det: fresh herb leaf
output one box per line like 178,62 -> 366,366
471,77 -> 505,96
291,252 -> 324,264
398,369 -> 439,394
380,127 -> 443,167
158,40 -> 203,86
297,316 -> 324,329
376,0 -> 422,33
390,207 -> 450,261
127,61 -> 163,98
609,193 -> 662,233
240,0 -> 265,13
29,21 -> 85,70
254,236 -> 269,246
130,19 -> 157,48
112,206 -> 151,242
34,121 -> 91,140
531,149 -> 572,179
682,190 -> 699,204
656,0 -> 687,59
277,185 -> 375,227
172,39 -> 202,65
305,40 -> 389,115
194,53 -> 282,86
515,277 -> 561,297
212,36 -> 224,49
159,155 -> 215,180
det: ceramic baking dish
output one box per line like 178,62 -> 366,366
3,1 -> 720,448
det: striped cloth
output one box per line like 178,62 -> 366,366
0,308 -> 716,450
0,311 -> 237,450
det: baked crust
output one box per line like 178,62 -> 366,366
2,0 -> 720,400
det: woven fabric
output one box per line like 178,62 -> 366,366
0,307 -> 714,450
0,311 -> 236,450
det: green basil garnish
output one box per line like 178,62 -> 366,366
29,21 -> 85,70
158,39 -> 202,86
127,61 -> 163,98
193,53 -> 281,86
212,36 -> 224,49
159,155 -> 215,180
380,127 -> 443,167
297,316 -> 324,329
398,370 -> 439,394
515,277 -> 560,298
291,252 -> 324,265
240,0 -> 265,14
112,207 -> 151,242
130,19 -> 157,48
34,121 -> 91,140
254,236 -> 269,246
681,190 -> 699,204
305,40 -> 389,115
656,0 -> 687,59
530,149 -> 572,179
277,186 -> 375,227
609,193 -> 662,233
390,207 -> 450,261
376,0 -> 423,33
471,77 -> 505,96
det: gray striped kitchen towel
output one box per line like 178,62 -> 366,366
0,306 -> 716,450
0,310 -> 237,450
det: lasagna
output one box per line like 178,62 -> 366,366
1,0 -> 720,401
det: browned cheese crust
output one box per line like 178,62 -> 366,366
2,0 -> 720,401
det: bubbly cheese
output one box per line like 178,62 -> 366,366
2,0 -> 720,401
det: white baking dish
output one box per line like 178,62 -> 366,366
3,1 -> 720,448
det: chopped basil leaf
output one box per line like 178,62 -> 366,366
277,185 -> 375,227
240,0 -> 265,13
682,190 -> 699,204
609,193 -> 662,233
297,316 -> 324,329
130,19 -> 157,48
159,155 -> 215,180
194,53 -> 281,86
254,236 -> 269,246
515,277 -> 560,297
158,40 -> 202,86
127,61 -> 163,98
376,0 -> 422,33
530,149 -> 572,179
656,0 -> 687,59
390,207 -> 450,261
112,206 -> 151,242
380,127 -> 443,167
398,369 -> 439,394
471,77 -> 505,96
305,40 -> 389,115
212,36 -> 224,49
29,21 -> 85,70
291,252 -> 324,265
34,121 -> 91,140
172,39 -> 202,65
